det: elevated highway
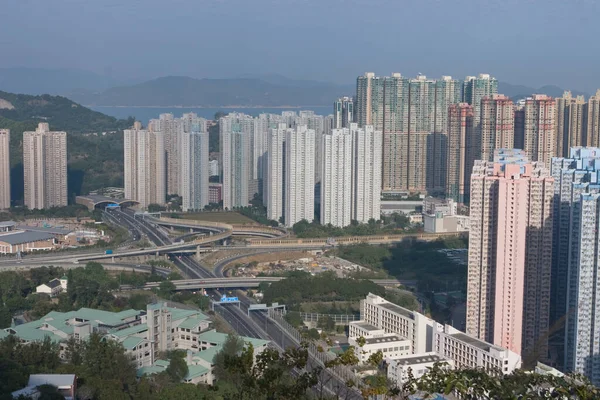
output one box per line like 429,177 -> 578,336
120,277 -> 404,290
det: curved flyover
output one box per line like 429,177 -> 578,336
151,216 -> 287,239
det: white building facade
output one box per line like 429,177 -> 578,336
180,121 -> 209,212
321,129 -> 353,227
352,124 -> 382,223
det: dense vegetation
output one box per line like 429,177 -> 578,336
0,90 -> 133,204
292,212 -> 414,238
0,263 -> 198,329
260,271 -> 418,313
336,237 -> 468,293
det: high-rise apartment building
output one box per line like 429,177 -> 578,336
434,76 -> 462,134
333,97 -> 354,129
285,126 -> 315,226
467,149 -> 553,358
180,118 -> 209,212
356,72 -> 385,131
550,147 -> 600,380
352,124 -> 382,223
556,92 -> 587,157
124,122 -> 166,208
463,74 -> 499,130
0,129 -> 9,209
523,95 -> 557,166
479,95 -> 515,162
586,90 -> 600,148
149,114 -> 183,196
265,124 -> 315,226
447,103 -> 474,203
321,128 -> 353,227
220,113 -> 253,210
356,72 -> 460,194
23,123 -> 68,209
266,124 -> 286,222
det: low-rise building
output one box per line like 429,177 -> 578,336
2,303 -> 269,385
349,334 -> 411,364
353,294 -> 522,378
359,293 -> 441,354
434,324 -> 521,374
422,197 -> 469,233
387,352 -> 453,387
36,276 -> 68,297
208,183 -> 223,204
11,374 -> 77,400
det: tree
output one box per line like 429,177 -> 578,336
212,333 -> 245,382
147,204 -> 166,213
158,281 -> 176,299
367,350 -> 384,368
165,351 -> 188,383
305,328 -> 320,341
317,316 -> 335,332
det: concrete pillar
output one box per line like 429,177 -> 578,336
111,256 -> 115,263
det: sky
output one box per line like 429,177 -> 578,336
1,0 -> 599,91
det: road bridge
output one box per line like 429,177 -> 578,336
120,277 -> 403,291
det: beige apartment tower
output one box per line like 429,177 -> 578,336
0,129 -> 9,209
446,104 -> 474,204
23,123 -> 68,209
124,121 -> 166,208
479,95 -> 514,161
555,91 -> 586,157
587,90 -> 600,148
523,95 -> 556,166
467,149 -> 553,358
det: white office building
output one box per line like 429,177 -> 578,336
321,128 -> 353,227
388,353 -> 453,387
434,324 -> 522,374
359,293 -> 440,354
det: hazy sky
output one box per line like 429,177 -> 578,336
1,0 -> 598,91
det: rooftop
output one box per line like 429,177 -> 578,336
0,221 -> 16,228
43,279 -> 62,289
350,321 -> 381,331
0,231 -> 55,245
450,332 -> 492,352
17,225 -> 72,235
28,374 -> 76,388
364,335 -> 406,345
392,353 -> 446,366
379,302 -> 414,320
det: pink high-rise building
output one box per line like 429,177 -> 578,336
467,149 -> 553,359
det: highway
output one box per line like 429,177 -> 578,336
120,276 -> 405,290
107,209 -> 360,398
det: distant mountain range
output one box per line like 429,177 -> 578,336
67,75 -> 355,107
498,82 -> 589,100
0,67 -> 592,107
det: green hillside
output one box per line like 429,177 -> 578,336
0,91 -> 133,204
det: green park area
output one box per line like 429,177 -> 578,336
335,236 -> 468,294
